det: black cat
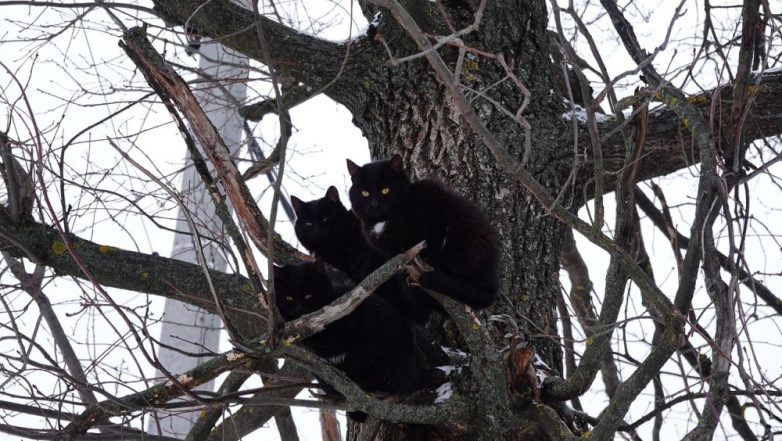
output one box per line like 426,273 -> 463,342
290,187 -> 440,324
291,186 -> 385,280
347,154 -> 501,310
273,261 -> 438,397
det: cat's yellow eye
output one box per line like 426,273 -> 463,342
285,296 -> 293,301
304,294 -> 312,300
381,187 -> 390,195
361,190 -> 370,197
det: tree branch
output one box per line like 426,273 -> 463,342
155,0 -> 782,202
151,0 -> 374,93
60,351 -> 255,437
0,218 -> 264,338
634,187 -> 782,316
203,363 -> 311,441
583,70 -> 782,197
682,197 -> 734,440
282,344 -> 469,426
279,242 -> 425,345
151,0 -> 782,200
120,26 -> 306,265
2,254 -> 99,407
240,84 -> 316,121
183,369 -> 252,441
584,1 -> 723,438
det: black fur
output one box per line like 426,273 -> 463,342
291,186 -> 384,281
291,187 -> 440,324
347,155 -> 501,309
273,261 -> 437,396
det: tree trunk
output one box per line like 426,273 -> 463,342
329,1 -> 567,438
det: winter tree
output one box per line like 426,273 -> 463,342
0,0 -> 780,440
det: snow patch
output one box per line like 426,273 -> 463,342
436,365 -> 463,376
434,382 -> 453,403
533,353 -> 551,370
370,11 -> 382,27
535,370 -> 548,387
333,12 -> 382,44
562,105 -> 611,123
533,354 -> 551,386
441,346 -> 468,359
754,66 -> 781,74
178,374 -> 194,384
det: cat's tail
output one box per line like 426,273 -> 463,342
418,270 -> 498,309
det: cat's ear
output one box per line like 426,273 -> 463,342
389,154 -> 404,173
322,264 -> 357,293
290,196 -> 303,215
346,159 -> 360,176
325,186 -> 340,202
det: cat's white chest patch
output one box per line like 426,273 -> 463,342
371,221 -> 386,237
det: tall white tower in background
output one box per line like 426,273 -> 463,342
146,34 -> 249,439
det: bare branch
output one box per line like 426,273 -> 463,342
280,242 -> 425,345
151,0 -> 369,90
59,351 -> 256,437
0,218 -> 264,337
119,26 -> 306,265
